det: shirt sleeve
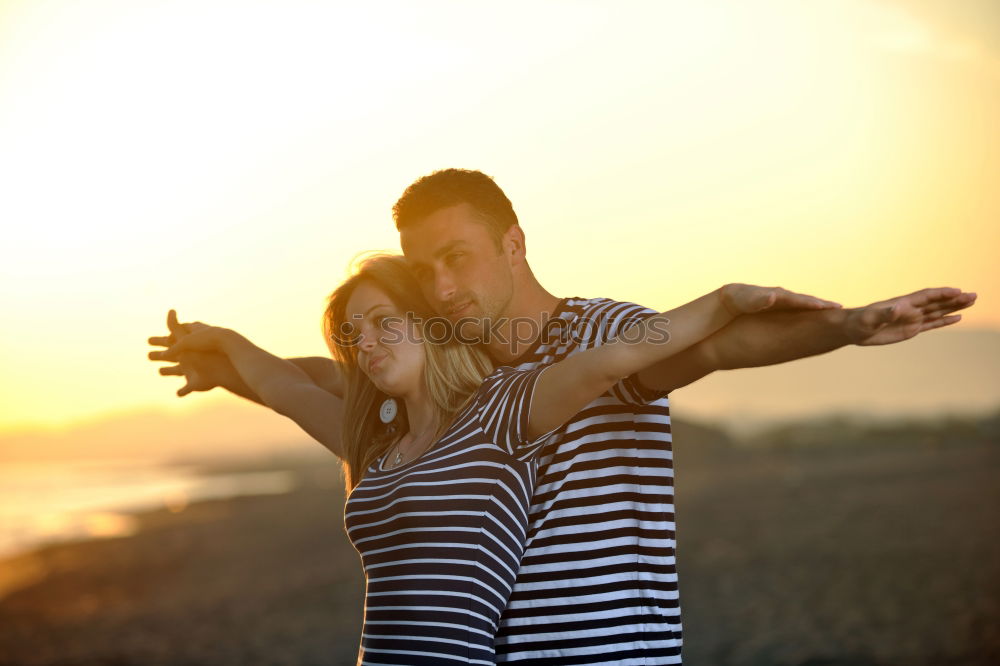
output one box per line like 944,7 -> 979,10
611,369 -> 671,405
475,365 -> 557,460
579,302 -> 671,406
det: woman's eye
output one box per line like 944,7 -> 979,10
335,322 -> 359,346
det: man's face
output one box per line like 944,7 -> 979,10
399,203 -> 515,342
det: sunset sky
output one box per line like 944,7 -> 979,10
1,0 -> 997,437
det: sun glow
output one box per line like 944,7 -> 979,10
1,0 -> 997,435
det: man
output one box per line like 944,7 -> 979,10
150,169 -> 975,664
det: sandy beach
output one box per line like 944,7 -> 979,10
1,417 -> 998,665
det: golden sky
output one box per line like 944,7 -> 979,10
1,0 -> 998,433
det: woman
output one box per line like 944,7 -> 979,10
157,254 -> 768,664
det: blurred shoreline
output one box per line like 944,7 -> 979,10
0,453 -> 341,584
0,453 -> 364,665
0,456 -> 317,566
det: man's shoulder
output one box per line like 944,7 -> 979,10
558,296 -> 658,331
560,295 -> 654,315
513,296 -> 660,363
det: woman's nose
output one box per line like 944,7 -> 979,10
357,330 -> 377,352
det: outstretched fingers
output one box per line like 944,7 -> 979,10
167,309 -> 186,336
905,286 -> 963,308
149,310 -> 188,353
149,341 -> 184,361
918,314 -> 962,333
921,292 -> 977,317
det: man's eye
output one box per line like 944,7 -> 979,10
446,252 -> 463,265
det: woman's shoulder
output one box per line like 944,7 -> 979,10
471,364 -> 548,415
485,364 -> 522,379
476,365 -> 539,394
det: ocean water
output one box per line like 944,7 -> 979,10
0,458 -> 297,560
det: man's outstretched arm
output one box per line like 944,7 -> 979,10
633,286 -> 977,394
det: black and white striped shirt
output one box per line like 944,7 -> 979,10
495,297 -> 679,665
345,365 -> 550,665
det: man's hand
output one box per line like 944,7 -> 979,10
704,285 -> 977,371
635,284 -> 977,394
844,287 -> 977,346
720,284 -> 842,316
148,310 -> 251,398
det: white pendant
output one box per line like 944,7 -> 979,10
379,398 -> 398,424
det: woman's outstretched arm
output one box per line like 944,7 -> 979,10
153,320 -> 345,458
149,309 -> 346,401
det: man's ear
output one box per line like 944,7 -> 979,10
502,224 -> 526,265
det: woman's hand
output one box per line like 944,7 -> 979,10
148,310 -> 245,397
157,322 -> 233,359
719,284 -> 842,317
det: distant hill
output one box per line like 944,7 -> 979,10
670,327 -> 1000,435
0,398 -> 320,463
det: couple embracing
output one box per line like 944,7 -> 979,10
150,168 -> 975,665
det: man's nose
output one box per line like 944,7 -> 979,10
433,270 -> 456,304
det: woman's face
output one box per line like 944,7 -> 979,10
342,280 -> 425,398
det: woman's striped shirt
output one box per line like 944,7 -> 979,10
344,365 -> 548,665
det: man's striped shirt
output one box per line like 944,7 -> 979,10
495,297 -> 680,665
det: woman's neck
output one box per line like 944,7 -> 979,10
401,390 -> 440,440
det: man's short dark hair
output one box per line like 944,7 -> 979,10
392,169 -> 519,246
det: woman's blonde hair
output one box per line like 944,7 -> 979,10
322,254 -> 493,489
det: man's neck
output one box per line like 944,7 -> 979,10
486,278 -> 561,365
